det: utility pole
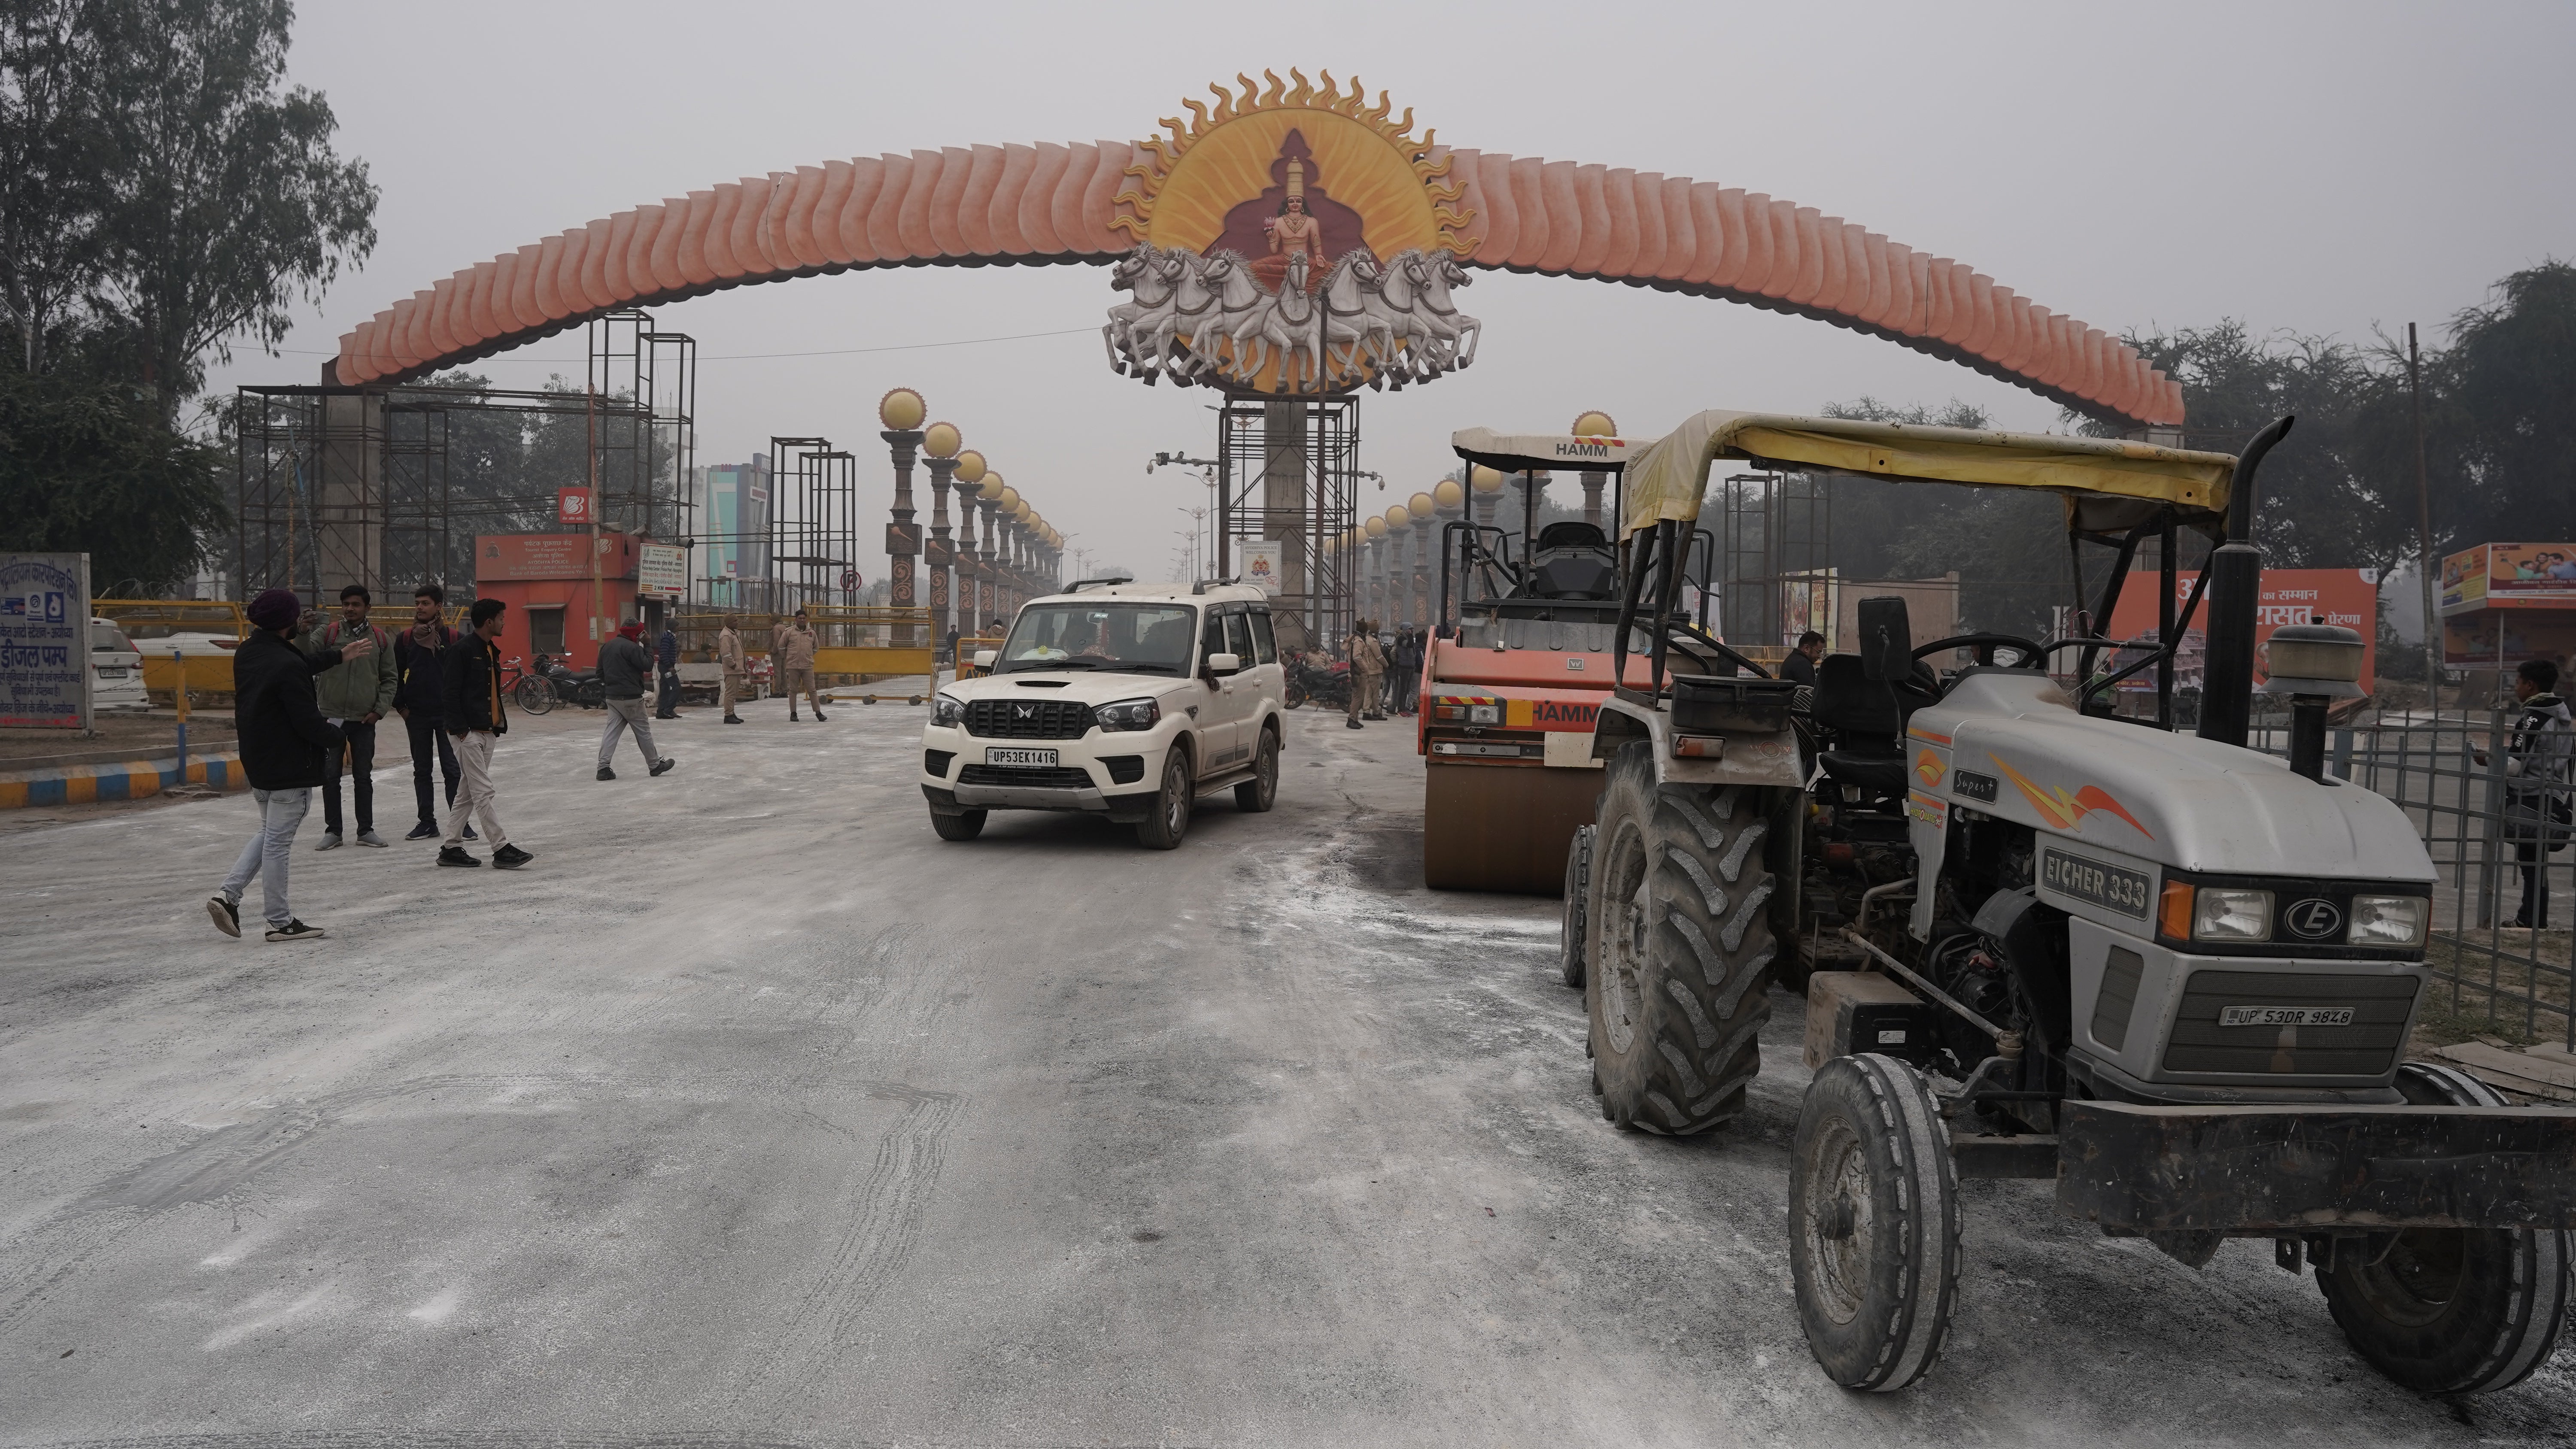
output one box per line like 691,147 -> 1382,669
2410,323 -> 2438,711
587,386 -> 604,658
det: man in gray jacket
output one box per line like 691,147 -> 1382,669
303,584 -> 400,848
596,621 -> 676,781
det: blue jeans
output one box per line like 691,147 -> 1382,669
220,787 -> 310,928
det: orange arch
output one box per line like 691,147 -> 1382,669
333,139 -> 2181,428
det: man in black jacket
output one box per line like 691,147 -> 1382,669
207,588 -> 373,943
596,619 -> 674,780
653,621 -> 683,719
436,597 -> 535,869
392,583 -> 468,841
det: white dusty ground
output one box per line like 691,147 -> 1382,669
3,697 -> 2572,1447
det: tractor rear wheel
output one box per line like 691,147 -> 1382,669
1584,741 -> 1778,1133
2317,1062 -> 2568,1394
1790,1053 -> 1962,1391
1560,824 -> 1593,988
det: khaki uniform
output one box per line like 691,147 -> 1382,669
1347,633 -> 1386,723
780,623 -> 822,717
717,627 -> 746,717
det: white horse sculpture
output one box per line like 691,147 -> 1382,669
1318,252 -> 1396,389
1103,246 -> 1178,378
1103,243 -> 1483,394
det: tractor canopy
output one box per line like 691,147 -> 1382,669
1458,414 -> 2237,540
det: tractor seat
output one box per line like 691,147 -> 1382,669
1817,752 -> 1911,795
1810,654 -> 1902,748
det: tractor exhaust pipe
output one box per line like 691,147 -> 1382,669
2195,415 -> 2296,748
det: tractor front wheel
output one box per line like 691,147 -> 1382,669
1789,1053 -> 1962,1391
2317,1062 -> 2568,1394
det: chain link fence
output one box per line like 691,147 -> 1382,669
2247,703 -> 2572,1046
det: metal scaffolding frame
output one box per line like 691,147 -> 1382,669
1214,393 -> 1360,650
765,435 -> 861,615
1720,470 -> 1833,649
233,311 -> 696,604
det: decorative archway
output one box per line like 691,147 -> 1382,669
330,70 -> 2180,429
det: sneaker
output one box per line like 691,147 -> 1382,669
463,825 -> 478,841
788,715 -> 800,722
814,710 -> 829,721
264,919 -> 326,943
314,831 -> 343,851
723,715 -> 744,724
650,758 -> 676,777
492,844 -> 534,869
355,830 -> 389,848
207,895 -> 240,938
404,822 -> 439,841
1346,718 -> 1364,730
437,846 -> 482,868
596,766 -> 617,781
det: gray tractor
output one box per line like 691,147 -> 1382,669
1455,412 -> 2576,1396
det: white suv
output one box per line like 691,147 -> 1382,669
920,582 -> 1286,848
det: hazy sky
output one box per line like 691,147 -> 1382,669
207,0 -> 2576,582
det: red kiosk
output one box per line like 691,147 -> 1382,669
471,532 -> 645,672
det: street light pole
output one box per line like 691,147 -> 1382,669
878,388 -> 927,648
2409,324 -> 2439,709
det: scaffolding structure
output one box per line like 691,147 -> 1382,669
1213,393 -> 1361,651
234,311 -> 696,604
1719,470 -> 1832,648
762,435 -> 862,615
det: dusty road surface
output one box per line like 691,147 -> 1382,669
3,698 -> 2571,1447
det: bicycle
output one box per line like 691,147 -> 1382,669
498,655 -> 556,715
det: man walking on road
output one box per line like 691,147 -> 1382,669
654,620 -> 683,719
207,588 -> 373,942
437,597 -> 534,870
304,585 -> 398,849
780,608 -> 825,722
392,584 -> 470,841
717,615 -> 746,724
596,621 -> 676,781
1346,620 -> 1385,729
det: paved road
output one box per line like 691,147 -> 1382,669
3,699 -> 2570,1446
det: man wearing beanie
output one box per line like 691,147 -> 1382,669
595,619 -> 675,781
208,588 -> 374,942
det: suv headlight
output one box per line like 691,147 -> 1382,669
1096,697 -> 1160,732
2193,887 -> 2273,942
2348,894 -> 2427,947
931,693 -> 966,728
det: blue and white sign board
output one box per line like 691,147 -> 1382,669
0,552 -> 91,729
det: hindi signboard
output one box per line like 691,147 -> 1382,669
2105,567 -> 2379,694
2440,543 -> 2576,615
1242,541 -> 1283,597
637,543 -> 687,600
0,552 -> 91,729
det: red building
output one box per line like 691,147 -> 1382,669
471,533 -> 646,671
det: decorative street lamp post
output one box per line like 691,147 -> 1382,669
1372,509 -> 1400,623
921,420 -> 962,646
1406,490 -> 1437,629
996,486 -> 1023,618
949,449 -> 987,647
975,473 -> 1005,631
878,387 -> 927,647
1571,410 -> 1618,533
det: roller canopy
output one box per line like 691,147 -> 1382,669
1449,429 -> 1644,476
1595,411 -> 2236,538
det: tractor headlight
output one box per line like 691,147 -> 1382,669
2348,894 -> 2427,948
931,693 -> 966,728
1467,703 -> 1503,724
2193,887 -> 2274,942
1096,697 -> 1161,732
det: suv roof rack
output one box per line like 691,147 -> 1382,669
1192,577 -> 1241,595
1068,576 -> 1135,593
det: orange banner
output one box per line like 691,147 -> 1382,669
2104,567 -> 2378,693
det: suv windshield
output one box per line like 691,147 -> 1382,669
1000,602 -> 1197,675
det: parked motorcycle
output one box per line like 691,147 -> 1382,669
1284,655 -> 1351,712
533,652 -> 607,710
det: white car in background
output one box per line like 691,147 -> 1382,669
89,618 -> 148,711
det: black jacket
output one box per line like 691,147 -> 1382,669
440,630 -> 510,734
598,636 -> 651,699
1780,649 -> 1818,687
233,628 -> 346,790
655,629 -> 678,670
393,623 -> 457,715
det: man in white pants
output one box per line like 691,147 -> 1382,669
435,597 -> 535,869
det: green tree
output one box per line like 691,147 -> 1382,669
0,358 -> 227,590
2433,261 -> 2576,546
0,2 -> 113,373
88,0 -> 376,421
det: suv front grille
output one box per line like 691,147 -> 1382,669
966,698 -> 1095,739
959,764 -> 1094,790
2162,970 -> 2419,1077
